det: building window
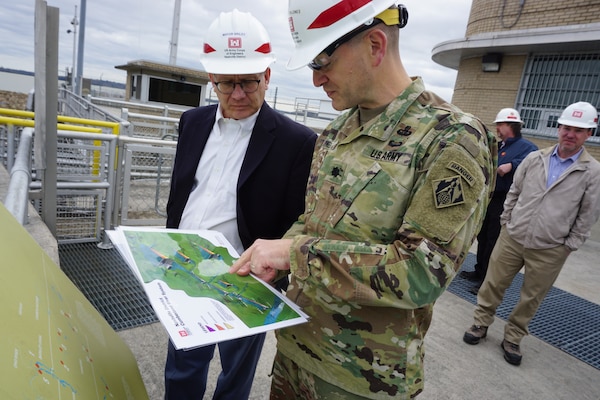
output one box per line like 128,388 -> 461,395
517,53 -> 599,138
148,77 -> 201,107
130,75 -> 142,100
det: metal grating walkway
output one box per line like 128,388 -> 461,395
58,243 -> 599,369
449,253 -> 600,370
58,242 -> 158,331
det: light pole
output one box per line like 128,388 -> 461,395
66,5 -> 78,89
169,0 -> 182,65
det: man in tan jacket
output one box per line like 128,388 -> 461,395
463,101 -> 600,366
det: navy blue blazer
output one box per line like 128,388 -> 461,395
166,102 -> 316,250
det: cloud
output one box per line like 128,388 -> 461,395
1,0 -> 472,103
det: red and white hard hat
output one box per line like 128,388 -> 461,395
557,101 -> 598,129
494,108 -> 523,124
286,0 -> 403,70
200,9 -> 276,74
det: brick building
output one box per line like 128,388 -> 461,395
433,0 -> 600,157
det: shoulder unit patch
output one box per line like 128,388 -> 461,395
433,176 -> 465,208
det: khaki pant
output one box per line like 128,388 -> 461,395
473,227 -> 570,344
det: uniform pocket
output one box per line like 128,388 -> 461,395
321,162 -> 410,242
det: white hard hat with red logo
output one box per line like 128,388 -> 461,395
200,9 -> 276,74
286,0 -> 406,70
494,108 -> 523,124
557,101 -> 598,129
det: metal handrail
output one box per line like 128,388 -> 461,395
3,127 -> 119,247
89,96 -> 189,115
59,88 -> 122,123
0,107 -> 119,134
4,128 -> 33,224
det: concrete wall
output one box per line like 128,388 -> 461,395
0,90 -> 28,110
0,165 -> 59,265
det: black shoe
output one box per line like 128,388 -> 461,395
463,325 -> 487,345
468,282 -> 482,295
459,270 -> 482,282
501,340 -> 522,366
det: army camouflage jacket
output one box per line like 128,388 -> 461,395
278,78 -> 497,399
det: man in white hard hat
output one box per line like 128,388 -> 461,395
464,101 -> 600,366
163,9 -> 316,400
460,108 -> 537,294
230,1 -> 496,398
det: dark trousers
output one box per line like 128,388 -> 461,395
164,333 -> 266,400
474,193 -> 505,279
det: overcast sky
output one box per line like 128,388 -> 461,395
1,0 -> 473,103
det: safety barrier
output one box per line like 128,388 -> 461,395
2,90 -> 337,245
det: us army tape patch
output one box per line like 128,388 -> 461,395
433,175 -> 465,208
447,161 -> 475,187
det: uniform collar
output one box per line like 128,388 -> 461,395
340,77 -> 426,143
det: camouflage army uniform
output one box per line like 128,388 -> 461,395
276,78 -> 497,399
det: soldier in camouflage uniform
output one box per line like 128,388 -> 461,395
230,1 -> 497,399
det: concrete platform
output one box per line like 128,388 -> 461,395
118,222 -> 600,400
3,163 -> 598,399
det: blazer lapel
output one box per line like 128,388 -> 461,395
238,103 -> 276,189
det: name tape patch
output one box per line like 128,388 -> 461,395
447,161 -> 475,187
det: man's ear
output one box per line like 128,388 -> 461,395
263,68 -> 271,87
366,29 -> 387,67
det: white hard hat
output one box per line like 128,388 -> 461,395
494,108 -> 523,124
286,0 -> 407,70
557,101 -> 598,129
200,9 -> 276,74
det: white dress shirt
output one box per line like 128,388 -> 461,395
179,105 -> 257,255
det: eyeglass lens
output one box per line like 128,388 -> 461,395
215,80 -> 260,94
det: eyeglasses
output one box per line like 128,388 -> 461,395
308,20 -> 382,71
213,79 -> 261,94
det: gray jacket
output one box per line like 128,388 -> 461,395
501,145 -> 600,250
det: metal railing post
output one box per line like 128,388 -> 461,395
98,134 -> 117,249
6,124 -> 16,172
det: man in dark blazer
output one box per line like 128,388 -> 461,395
163,9 -> 316,400
166,102 -> 316,249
